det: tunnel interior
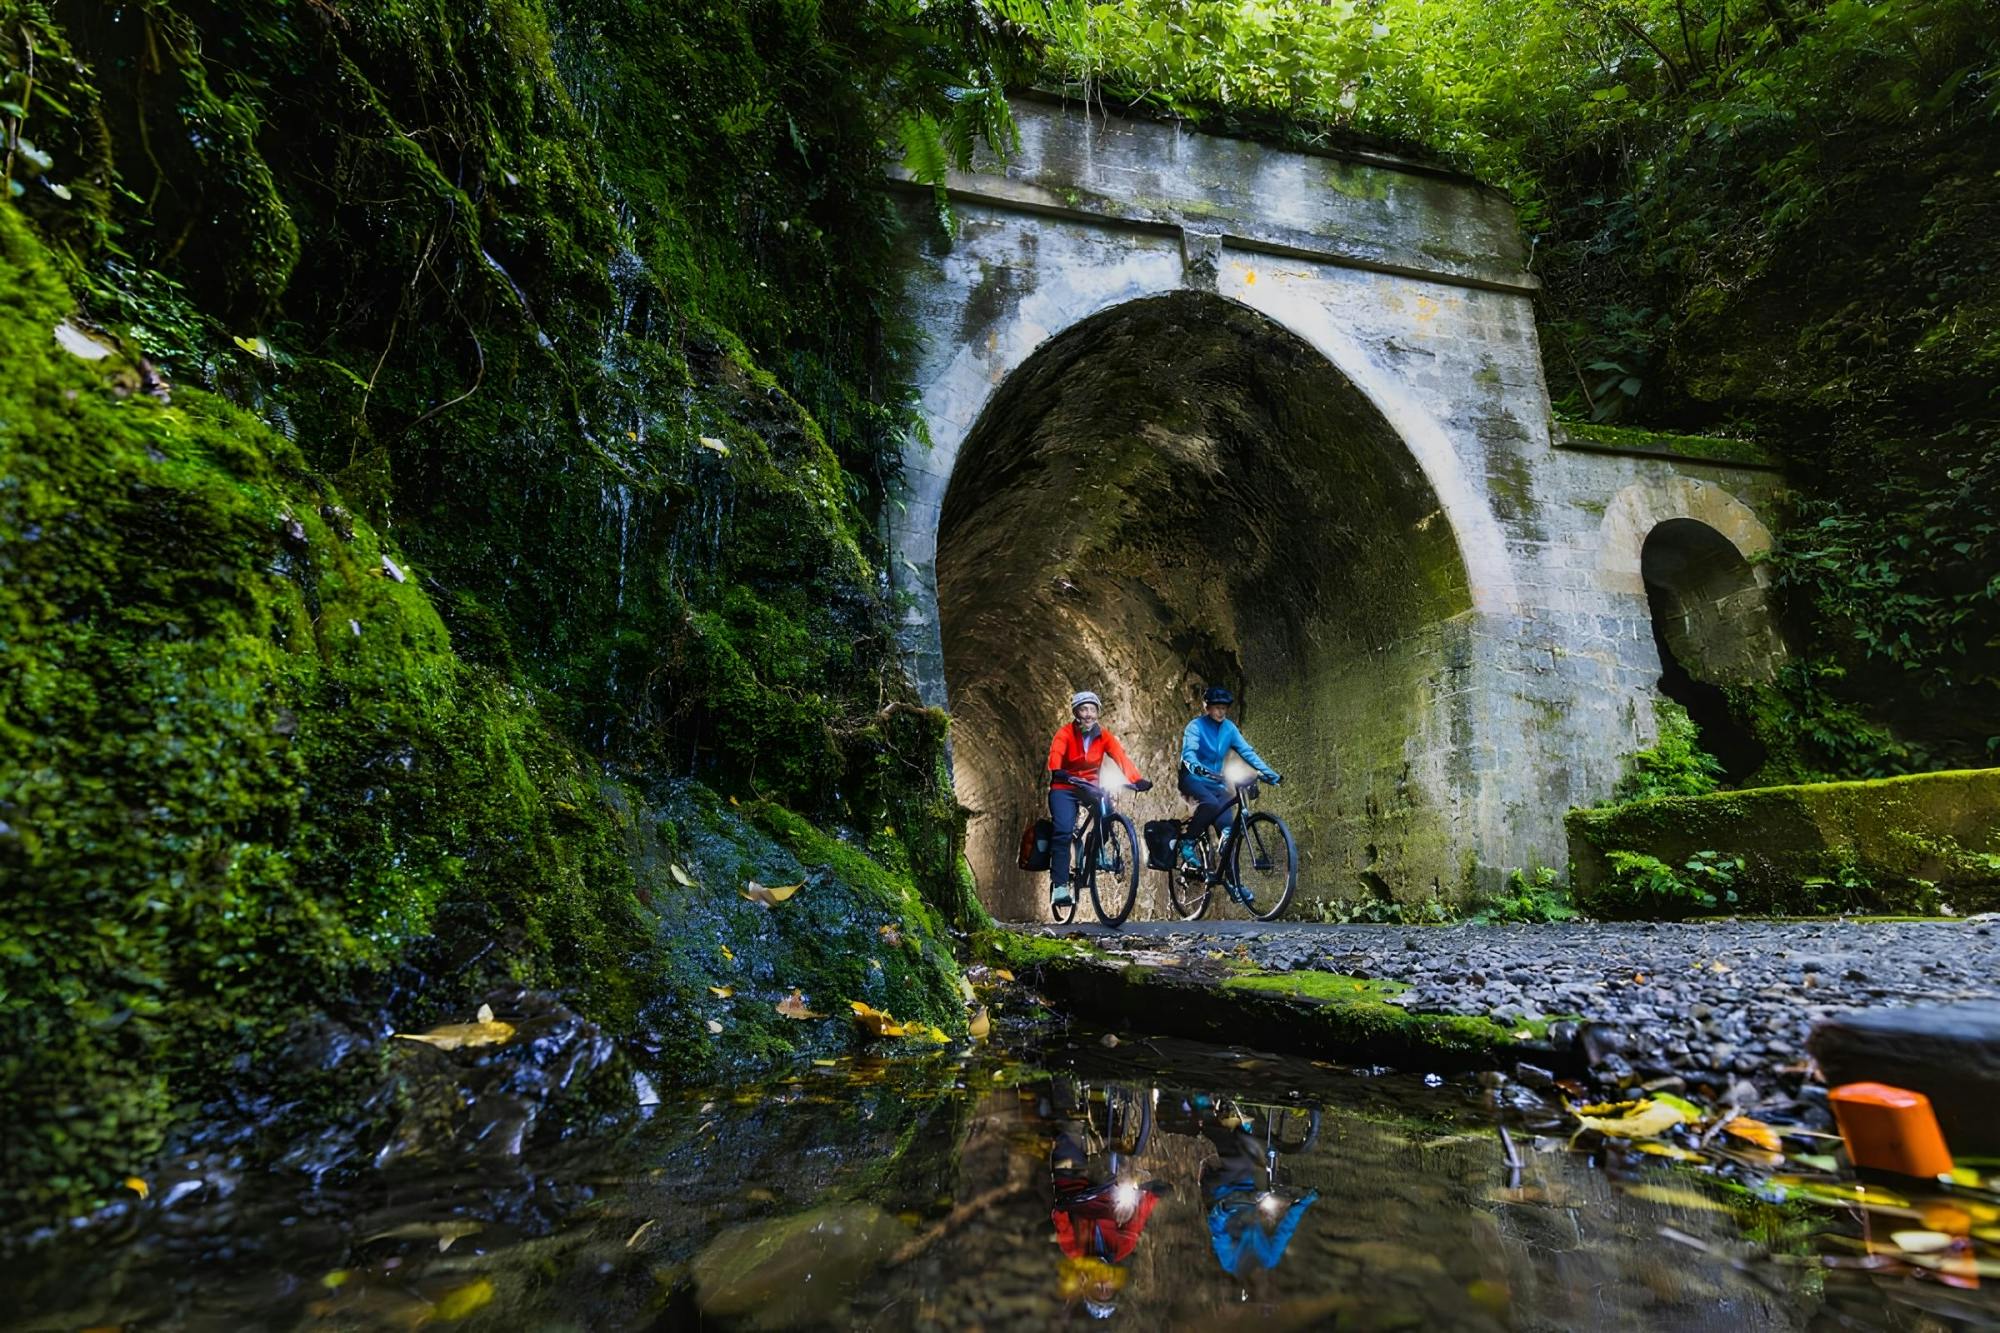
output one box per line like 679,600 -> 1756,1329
1640,518 -> 1780,783
935,292 -> 1476,921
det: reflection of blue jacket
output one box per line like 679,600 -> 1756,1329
1180,715 -> 1275,782
1207,1188 -> 1318,1277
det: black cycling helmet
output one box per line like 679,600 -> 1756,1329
1203,686 -> 1234,706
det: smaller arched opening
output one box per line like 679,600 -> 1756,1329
1639,518 -> 1784,782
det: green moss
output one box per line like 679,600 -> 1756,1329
970,928 -> 1102,971
1223,970 -> 1567,1048
1555,420 -> 1779,469
1568,768 -> 2000,919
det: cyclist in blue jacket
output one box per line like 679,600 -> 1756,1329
1177,687 -> 1281,886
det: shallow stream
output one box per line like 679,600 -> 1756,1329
7,1022 -> 1996,1331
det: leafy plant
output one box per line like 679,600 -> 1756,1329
1469,865 -> 1579,924
1612,700 -> 1725,804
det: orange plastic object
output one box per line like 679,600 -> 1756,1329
1829,1082 -> 1954,1179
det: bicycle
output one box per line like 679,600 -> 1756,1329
1048,777 -> 1143,927
1165,776 -> 1297,922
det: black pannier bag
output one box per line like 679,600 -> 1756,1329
1142,819 -> 1183,871
1017,818 -> 1054,871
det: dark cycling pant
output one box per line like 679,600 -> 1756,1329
1178,769 -> 1233,844
1048,785 -> 1081,890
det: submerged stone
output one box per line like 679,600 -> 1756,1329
690,1203 -> 911,1328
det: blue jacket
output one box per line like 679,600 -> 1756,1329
1180,715 -> 1276,783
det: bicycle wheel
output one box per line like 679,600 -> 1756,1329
1167,832 -> 1213,920
1230,811 -> 1297,921
1090,813 -> 1140,926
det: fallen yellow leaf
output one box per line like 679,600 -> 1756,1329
1571,1098 -> 1689,1140
719,944 -> 734,962
671,863 -> 696,887
741,879 -> 805,906
868,958 -> 882,970
994,969 -> 1015,982
1890,1229 -> 1956,1254
705,1019 -> 724,1034
812,1058 -> 839,1067
123,1175 -> 149,1199
1722,1116 -> 1781,1152
428,1277 -> 496,1322
878,923 -> 903,947
698,435 -> 730,455
969,1006 -> 991,1039
709,985 -> 735,998
776,989 -> 824,1020
1633,1141 -> 1707,1162
1621,1183 -> 1730,1213
394,1013 -> 516,1051
851,1000 -> 921,1037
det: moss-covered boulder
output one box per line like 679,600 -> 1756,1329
1566,769 -> 2000,919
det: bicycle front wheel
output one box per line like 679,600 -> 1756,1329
1230,811 -> 1297,921
1090,813 -> 1140,927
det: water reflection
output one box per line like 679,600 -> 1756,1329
4,1031 -> 1996,1330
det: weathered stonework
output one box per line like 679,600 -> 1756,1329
886,97 -> 1787,921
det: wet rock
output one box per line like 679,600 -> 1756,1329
691,1203 -> 911,1326
1809,1001 -> 2000,1152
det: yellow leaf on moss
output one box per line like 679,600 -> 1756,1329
776,989 -> 824,1020
394,1017 -> 516,1051
709,985 -> 735,998
705,1019 -> 724,1034
741,879 -> 805,906
698,436 -> 730,455
878,923 -> 903,947
719,944 -> 734,962
671,863 -> 696,888
851,1000 -> 921,1037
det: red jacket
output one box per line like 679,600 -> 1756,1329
1047,724 -> 1142,789
1052,1180 -> 1159,1262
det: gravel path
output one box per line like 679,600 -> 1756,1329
1020,917 -> 2000,1113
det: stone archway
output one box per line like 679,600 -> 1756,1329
933,291 -> 1475,920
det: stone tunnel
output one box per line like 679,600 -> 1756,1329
885,95 -> 1790,921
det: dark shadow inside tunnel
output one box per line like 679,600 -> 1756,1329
1641,518 -> 1776,784
936,292 -> 1475,921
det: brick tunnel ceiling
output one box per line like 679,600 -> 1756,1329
936,292 -> 1475,917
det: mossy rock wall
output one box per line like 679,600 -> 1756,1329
1567,769 -> 2000,919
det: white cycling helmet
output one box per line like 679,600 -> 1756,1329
1070,690 -> 1102,712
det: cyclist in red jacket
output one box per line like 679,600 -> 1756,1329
1045,690 -> 1150,911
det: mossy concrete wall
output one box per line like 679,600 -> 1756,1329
887,97 -> 1793,918
1567,768 -> 2000,918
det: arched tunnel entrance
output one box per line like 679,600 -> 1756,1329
936,292 -> 1476,921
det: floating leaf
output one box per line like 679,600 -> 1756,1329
1621,1183 -> 1730,1213
968,1006 -> 991,1039
709,985 -> 735,998
394,1013 -> 516,1051
705,1019 -> 724,1034
1889,1230 -> 1956,1254
54,319 -> 113,361
1634,1141 -> 1707,1162
365,1220 -> 484,1252
776,989 -> 824,1020
429,1277 -> 496,1321
740,879 -> 805,906
698,435 -> 730,455
671,863 -> 696,887
1722,1116 -> 1781,1151
1571,1098 -> 1689,1140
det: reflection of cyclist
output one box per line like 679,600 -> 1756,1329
1049,1124 -> 1168,1319
1198,1113 -> 1318,1280
1176,687 -> 1281,881
1045,691 -> 1150,912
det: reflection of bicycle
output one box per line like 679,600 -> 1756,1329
1050,779 -> 1142,927
1167,778 -> 1297,922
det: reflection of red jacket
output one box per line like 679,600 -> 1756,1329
1047,725 -> 1142,789
1052,1179 -> 1158,1262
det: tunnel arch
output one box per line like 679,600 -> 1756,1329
933,291 -> 1480,920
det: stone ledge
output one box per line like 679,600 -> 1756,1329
1554,420 -> 1782,471
1567,769 -> 2000,919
